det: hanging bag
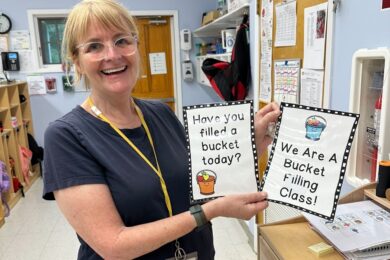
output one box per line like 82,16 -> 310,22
19,145 -> 33,186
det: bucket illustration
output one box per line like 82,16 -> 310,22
196,170 -> 217,195
305,115 -> 327,141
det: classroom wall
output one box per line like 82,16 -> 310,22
1,0 -> 220,145
330,0 -> 390,193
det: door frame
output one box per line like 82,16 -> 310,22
132,10 -> 183,120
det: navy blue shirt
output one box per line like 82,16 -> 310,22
43,99 -> 214,260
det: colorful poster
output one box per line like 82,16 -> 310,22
261,103 -> 359,220
183,101 -> 258,203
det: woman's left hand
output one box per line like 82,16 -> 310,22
254,102 -> 280,156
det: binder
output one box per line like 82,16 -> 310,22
303,200 -> 390,259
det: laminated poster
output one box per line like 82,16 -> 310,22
260,103 -> 359,220
184,101 -> 259,203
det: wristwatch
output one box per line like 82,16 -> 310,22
189,204 -> 208,231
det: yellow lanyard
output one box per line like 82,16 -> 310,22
87,97 -> 173,217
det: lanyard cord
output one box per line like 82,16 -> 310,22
87,97 -> 173,217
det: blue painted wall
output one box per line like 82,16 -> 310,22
330,0 -> 390,193
2,0 -> 220,145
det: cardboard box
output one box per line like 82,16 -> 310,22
202,10 -> 220,26
227,0 -> 249,12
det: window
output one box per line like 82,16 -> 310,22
28,10 -> 69,72
38,18 -> 65,65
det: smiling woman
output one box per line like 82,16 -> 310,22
42,0 -> 280,259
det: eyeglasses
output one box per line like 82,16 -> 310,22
76,35 -> 138,61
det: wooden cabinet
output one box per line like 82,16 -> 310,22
257,183 -> 386,259
0,81 -> 40,227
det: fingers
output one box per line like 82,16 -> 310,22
256,102 -> 280,118
243,191 -> 268,204
255,102 -> 281,130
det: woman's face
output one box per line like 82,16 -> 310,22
74,22 -> 139,96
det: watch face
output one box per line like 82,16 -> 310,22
0,14 -> 12,34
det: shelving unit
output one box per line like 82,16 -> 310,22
194,4 -> 249,88
193,4 -> 249,37
0,81 -> 40,227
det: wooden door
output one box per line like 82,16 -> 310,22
133,17 -> 175,111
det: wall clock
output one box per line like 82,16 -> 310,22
0,13 -> 12,34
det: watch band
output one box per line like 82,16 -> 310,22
189,204 -> 208,231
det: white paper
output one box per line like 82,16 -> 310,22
303,200 -> 390,253
27,75 -> 46,95
260,0 -> 274,102
184,101 -> 258,203
261,103 -> 359,220
274,60 -> 300,104
303,3 -> 328,69
300,69 -> 324,107
0,35 -> 9,52
275,1 -> 297,47
149,52 -> 167,75
10,30 -> 31,50
18,50 -> 37,73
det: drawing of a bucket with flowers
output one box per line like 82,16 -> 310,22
305,115 -> 327,141
196,170 -> 217,195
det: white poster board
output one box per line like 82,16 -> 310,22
261,103 -> 359,220
183,101 -> 259,203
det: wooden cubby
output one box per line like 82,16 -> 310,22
0,81 -> 41,227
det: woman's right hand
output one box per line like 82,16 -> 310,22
202,192 -> 268,221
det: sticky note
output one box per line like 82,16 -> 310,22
308,242 -> 334,257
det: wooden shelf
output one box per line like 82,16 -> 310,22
364,188 -> 390,209
0,81 -> 40,225
1,129 -> 11,138
193,4 -> 249,37
10,103 -> 19,109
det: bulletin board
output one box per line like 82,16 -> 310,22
256,0 -> 328,224
258,0 -> 328,108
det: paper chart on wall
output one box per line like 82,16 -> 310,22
183,101 -> 259,203
275,0 -> 297,47
9,30 -> 31,50
300,69 -> 324,107
27,75 -> 46,95
303,3 -> 328,69
273,60 -> 300,104
259,0 -> 274,103
260,103 -> 359,220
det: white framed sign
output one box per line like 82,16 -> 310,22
183,101 -> 259,203
260,103 -> 359,220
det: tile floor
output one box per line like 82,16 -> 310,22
0,178 -> 257,260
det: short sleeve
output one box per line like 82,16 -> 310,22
43,120 -> 106,200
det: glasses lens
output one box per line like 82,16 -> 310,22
114,35 -> 137,56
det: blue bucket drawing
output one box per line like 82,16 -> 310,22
305,116 -> 327,141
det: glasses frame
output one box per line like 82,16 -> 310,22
76,34 -> 138,61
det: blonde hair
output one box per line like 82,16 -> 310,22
62,0 -> 139,87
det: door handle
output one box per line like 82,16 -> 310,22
141,75 -> 147,78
